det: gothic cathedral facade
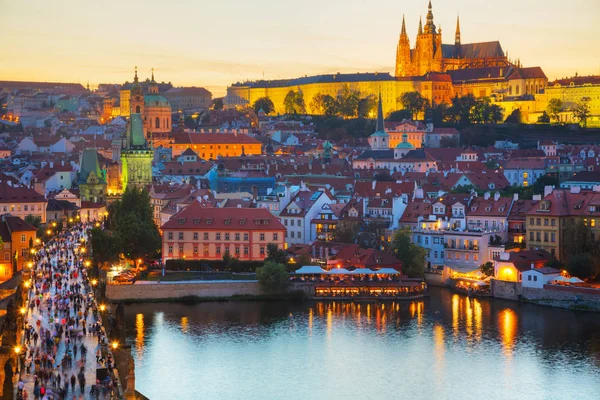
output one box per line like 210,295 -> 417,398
395,2 -> 510,77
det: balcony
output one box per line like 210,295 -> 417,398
444,243 -> 479,251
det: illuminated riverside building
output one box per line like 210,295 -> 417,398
160,201 -> 285,263
169,132 -> 262,159
226,2 -> 545,118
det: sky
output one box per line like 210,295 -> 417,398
1,0 -> 599,96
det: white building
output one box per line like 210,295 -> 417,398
279,189 -> 333,246
521,267 -> 561,289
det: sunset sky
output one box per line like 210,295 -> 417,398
1,0 -> 599,96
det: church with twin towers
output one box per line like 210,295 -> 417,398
226,1 -> 546,117
395,1 -> 511,77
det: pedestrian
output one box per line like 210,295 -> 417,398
71,373 -> 76,392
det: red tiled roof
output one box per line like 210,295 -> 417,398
0,182 -> 46,203
161,200 -> 284,231
171,133 -> 261,145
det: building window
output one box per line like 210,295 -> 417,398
204,232 -> 209,240
193,246 -> 198,254
298,231 -> 302,238
168,232 -> 173,240
179,245 -> 184,254
544,232 -> 548,242
474,254 -> 478,261
225,233 -> 230,241
551,232 -> 556,243
216,233 -> 221,240
551,219 -> 556,227
528,275 -> 532,281
203,245 -> 209,255
244,247 -> 249,255
544,218 -> 549,226
21,234 -> 26,242
244,233 -> 249,241
168,245 -> 173,254
235,233 -> 240,241
260,246 -> 265,255
536,218 -> 541,226
235,246 -> 240,255
533,275 -> 538,282
216,246 -> 221,255
21,248 -> 27,257
193,232 -> 198,240
298,220 -> 302,226
290,220 -> 294,226
530,218 -> 534,225
155,117 -> 160,129
536,232 -> 541,241
273,233 -> 278,241
291,232 -> 295,238
260,233 -> 265,241
178,232 -> 184,240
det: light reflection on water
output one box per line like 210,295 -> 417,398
124,288 -> 600,400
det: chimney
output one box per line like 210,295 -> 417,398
372,180 -> 376,190
494,192 -> 500,202
593,185 -> 600,193
513,193 -> 519,201
61,160 -> 64,167
532,194 -> 542,201
49,161 -> 53,168
530,263 -> 534,270
484,192 -> 491,200
544,185 -> 554,197
570,186 -> 581,194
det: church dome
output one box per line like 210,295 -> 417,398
395,141 -> 415,149
144,94 -> 170,108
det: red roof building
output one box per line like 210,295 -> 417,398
161,201 -> 285,263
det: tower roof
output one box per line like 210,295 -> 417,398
424,1 -> 436,34
127,113 -> 147,149
79,149 -> 103,184
401,15 -> 407,37
418,17 -> 423,35
455,15 -> 461,45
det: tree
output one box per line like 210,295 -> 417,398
211,98 -> 224,110
24,214 -> 42,227
566,253 -> 598,280
357,95 -> 378,118
546,98 -> 563,123
107,187 -> 161,262
252,97 -> 274,115
265,243 -> 288,265
387,109 -> 412,122
562,219 -> 600,279
447,94 -> 477,124
336,84 -> 361,118
310,93 -> 326,115
398,91 -> 427,120
256,261 -> 289,294
480,261 -> 494,277
537,111 -> 550,123
484,159 -> 499,169
284,90 -> 297,115
90,228 -> 121,264
572,99 -> 591,127
504,109 -> 522,124
390,227 -> 426,278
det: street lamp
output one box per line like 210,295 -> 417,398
99,304 -> 106,312
91,279 -> 98,286
46,229 -> 52,236
30,249 -> 35,255
111,341 -> 119,350
85,260 -> 91,267
24,280 -> 30,289
27,262 -> 33,269
52,222 -> 57,228
35,238 -> 41,245
19,307 -> 26,315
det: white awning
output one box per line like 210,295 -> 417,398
373,268 -> 401,275
295,265 -> 327,275
568,277 -> 584,283
352,268 -> 375,275
328,268 -> 351,275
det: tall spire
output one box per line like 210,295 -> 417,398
133,66 -> 139,84
418,17 -> 423,35
401,15 -> 407,37
375,92 -> 384,132
455,15 -> 461,46
151,67 -> 155,82
425,1 -> 436,34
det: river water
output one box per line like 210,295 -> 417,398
122,288 -> 600,400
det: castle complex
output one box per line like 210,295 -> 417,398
395,2 -> 509,77
226,2 -> 552,121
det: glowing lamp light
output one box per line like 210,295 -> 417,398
99,304 -> 106,312
111,341 -> 119,350
80,248 -> 86,253
46,230 -> 52,235
35,238 -> 41,244
52,222 -> 57,227
91,279 -> 98,286
30,249 -> 35,255
27,262 -> 33,269
24,280 -> 31,288
69,218 -> 73,223
95,222 -> 100,227
20,307 -> 26,315
14,346 -> 21,355
85,260 -> 91,267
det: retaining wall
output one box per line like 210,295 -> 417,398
491,279 -> 522,300
522,285 -> 600,310
106,280 -> 261,301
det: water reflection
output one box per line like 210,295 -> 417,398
123,288 -> 600,400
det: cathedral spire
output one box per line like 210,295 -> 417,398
133,66 -> 139,84
425,1 -> 436,34
401,15 -> 407,37
151,67 -> 155,83
455,15 -> 461,46
418,17 -> 423,35
375,91 -> 384,132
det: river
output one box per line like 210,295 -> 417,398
122,288 -> 600,400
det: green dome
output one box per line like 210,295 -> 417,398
323,140 -> 333,149
395,141 -> 414,149
144,94 -> 170,108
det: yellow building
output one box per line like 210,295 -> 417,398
226,2 -> 545,118
170,133 -> 262,159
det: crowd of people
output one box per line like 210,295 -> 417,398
16,222 -> 118,400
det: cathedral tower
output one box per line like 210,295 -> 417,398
130,67 -> 144,115
395,16 -> 412,77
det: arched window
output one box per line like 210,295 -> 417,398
516,85 -> 520,95
135,106 -> 141,113
509,86 -> 512,95
155,117 -> 160,129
